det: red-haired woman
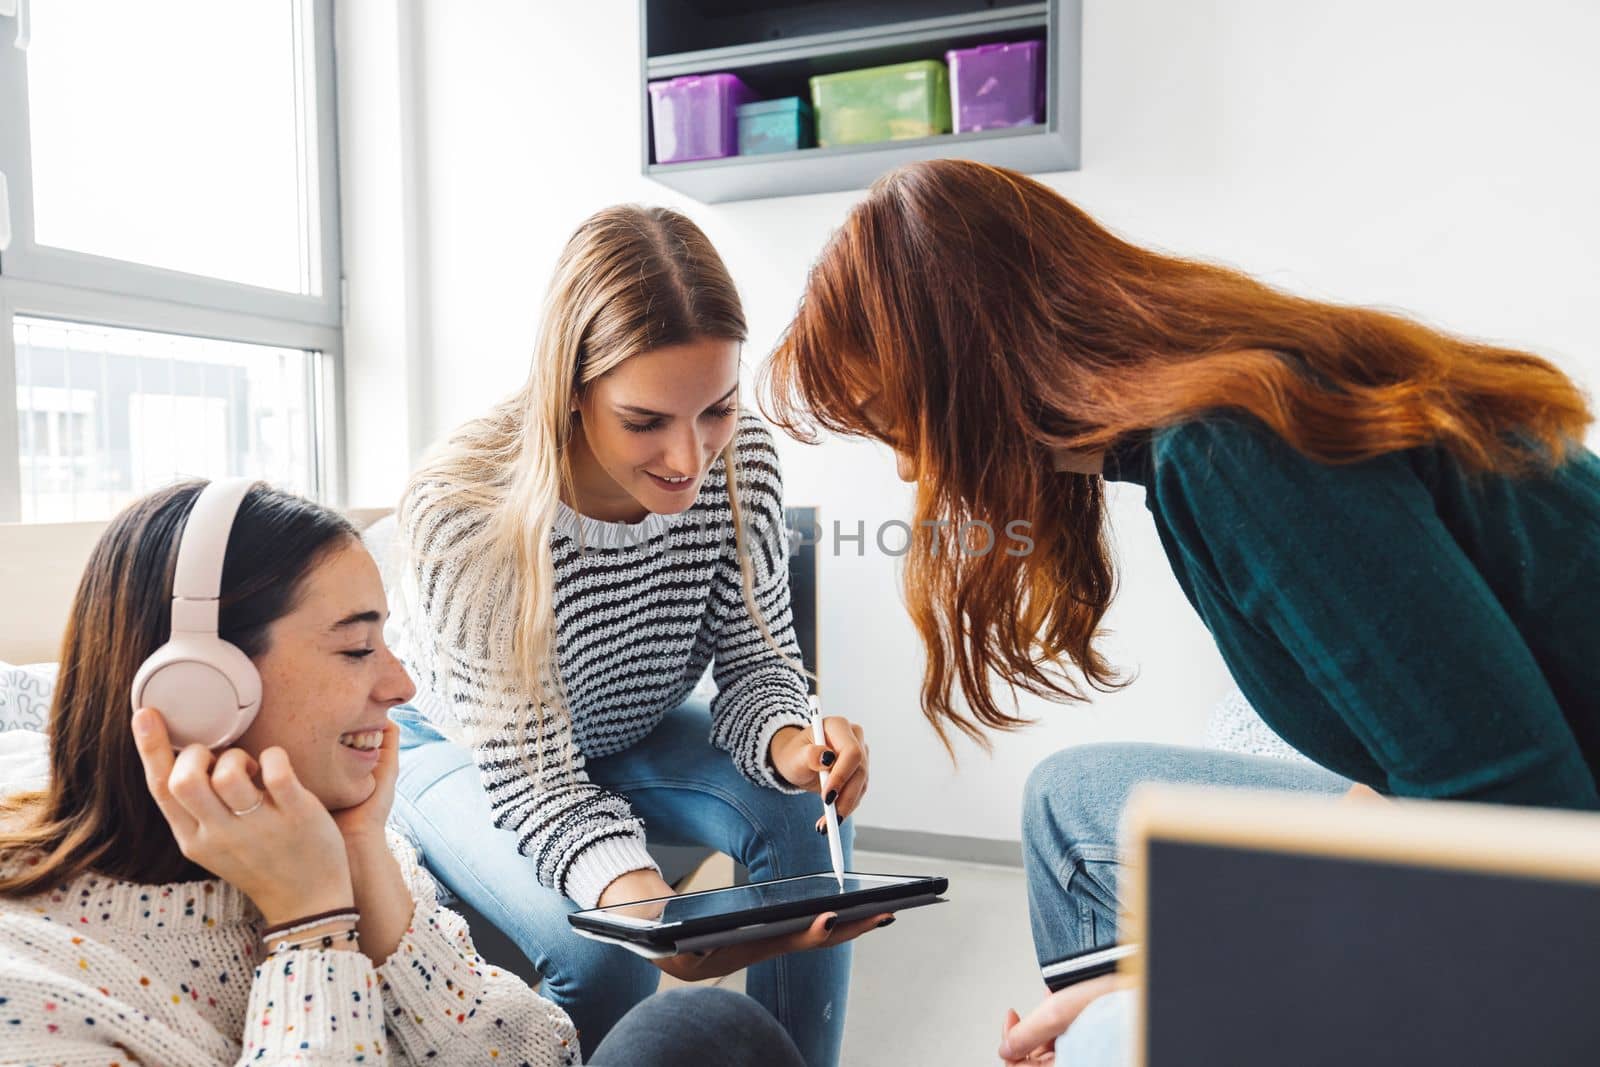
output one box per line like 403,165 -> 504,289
764,159 -> 1600,1062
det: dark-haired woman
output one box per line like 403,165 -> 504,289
0,481 -> 807,1066
763,158 -> 1600,1061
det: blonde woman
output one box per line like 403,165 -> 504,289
387,206 -> 880,1066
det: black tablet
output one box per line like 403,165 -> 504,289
568,871 -> 948,955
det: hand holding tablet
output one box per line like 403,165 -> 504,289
624,907 -> 886,984
570,872 -> 949,979
578,695 -> 942,982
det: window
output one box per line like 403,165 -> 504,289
0,0 -> 342,523
12,316 -> 319,522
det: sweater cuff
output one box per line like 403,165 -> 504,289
376,899 -> 580,1061
714,672 -> 814,794
562,833 -> 662,910
752,705 -> 815,795
244,948 -> 384,1061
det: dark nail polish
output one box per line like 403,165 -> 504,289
826,790 -> 838,805
820,750 -> 837,767
876,916 -> 896,928
816,823 -> 826,834
823,915 -> 837,932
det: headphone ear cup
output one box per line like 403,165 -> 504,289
131,637 -> 263,750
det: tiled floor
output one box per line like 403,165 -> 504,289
666,848 -> 1044,1065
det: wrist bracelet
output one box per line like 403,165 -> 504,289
262,909 -> 360,940
262,921 -> 362,955
268,927 -> 360,956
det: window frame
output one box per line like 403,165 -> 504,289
0,0 -> 345,522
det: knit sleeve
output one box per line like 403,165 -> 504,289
397,482 -> 660,910
240,947 -> 388,1064
0,919 -> 383,1067
0,957 -> 203,1067
1149,416 -> 1598,806
373,832 -> 579,1066
708,418 -> 813,794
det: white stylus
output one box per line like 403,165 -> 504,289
809,695 -> 846,890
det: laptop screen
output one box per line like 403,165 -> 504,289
1137,799 -> 1600,1065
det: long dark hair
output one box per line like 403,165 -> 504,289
763,159 -> 1592,750
0,482 -> 357,896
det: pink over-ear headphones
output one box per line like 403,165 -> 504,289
129,478 -> 263,750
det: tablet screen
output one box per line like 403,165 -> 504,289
590,873 -> 920,928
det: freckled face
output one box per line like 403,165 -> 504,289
234,542 -> 416,811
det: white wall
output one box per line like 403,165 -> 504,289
340,0 -> 1600,843
333,0 -> 427,506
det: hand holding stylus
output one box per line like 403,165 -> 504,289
767,703 -> 871,825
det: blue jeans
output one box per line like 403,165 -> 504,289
1020,742 -> 1350,1062
391,698 -> 854,1067
590,987 -> 804,1066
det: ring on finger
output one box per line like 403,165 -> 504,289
229,797 -> 264,817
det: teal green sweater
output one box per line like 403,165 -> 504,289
1104,416 -> 1600,808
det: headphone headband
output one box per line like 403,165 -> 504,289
169,479 -> 256,635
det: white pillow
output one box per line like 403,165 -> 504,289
0,729 -> 49,795
0,662 -> 57,733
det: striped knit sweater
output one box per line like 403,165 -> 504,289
394,415 -> 812,909
0,830 -> 578,1065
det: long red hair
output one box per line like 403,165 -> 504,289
762,159 -> 1592,749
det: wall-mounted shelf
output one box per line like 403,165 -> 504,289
646,6 -> 1050,81
640,0 -> 1081,204
647,123 -> 1068,204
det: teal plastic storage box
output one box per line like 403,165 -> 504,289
809,60 -> 951,147
737,97 -> 812,155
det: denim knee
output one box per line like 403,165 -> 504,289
1022,743 -> 1148,857
729,786 -> 855,875
534,918 -> 660,1004
771,792 -> 856,851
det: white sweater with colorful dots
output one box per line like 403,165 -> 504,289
0,833 -> 578,1065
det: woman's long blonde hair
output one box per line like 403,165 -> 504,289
401,205 -> 787,769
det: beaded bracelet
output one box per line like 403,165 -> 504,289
261,908 -> 361,940
268,927 -> 360,956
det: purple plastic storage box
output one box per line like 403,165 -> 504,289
648,72 -> 755,164
946,40 -> 1045,132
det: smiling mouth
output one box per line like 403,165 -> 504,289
337,729 -> 384,751
646,471 -> 696,488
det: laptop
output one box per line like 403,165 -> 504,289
1121,784 -> 1600,1066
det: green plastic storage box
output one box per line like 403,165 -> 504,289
809,60 -> 951,148
737,97 -> 812,155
